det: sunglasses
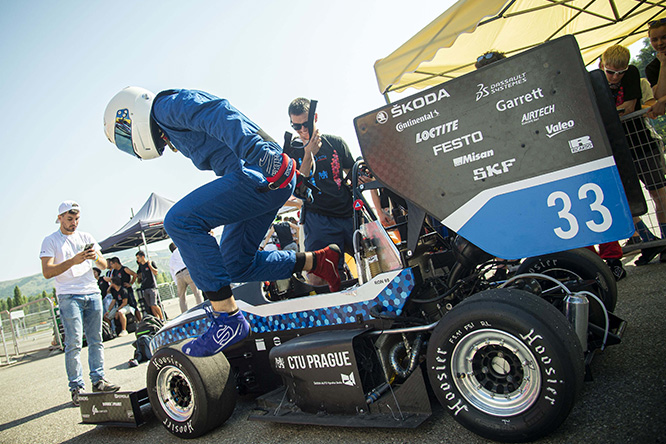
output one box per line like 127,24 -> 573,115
290,121 -> 309,131
649,17 -> 666,28
477,53 -> 496,63
604,67 -> 628,76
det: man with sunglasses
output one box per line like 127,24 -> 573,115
600,45 -> 666,267
286,98 -> 356,287
104,88 -> 343,357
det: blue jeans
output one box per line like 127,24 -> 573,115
58,293 -> 105,390
165,169 -> 297,293
303,211 -> 354,269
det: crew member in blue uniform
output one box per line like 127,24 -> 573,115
104,87 -> 341,357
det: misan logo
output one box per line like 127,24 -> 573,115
391,88 -> 450,118
496,88 -> 544,111
546,120 -> 575,138
569,136 -> 594,153
473,159 -> 516,181
341,372 -> 356,387
453,149 -> 495,167
522,104 -> 555,125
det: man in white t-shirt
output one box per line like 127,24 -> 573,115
169,243 -> 204,313
40,201 -> 120,406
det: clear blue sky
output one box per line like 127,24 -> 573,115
0,0 -> 454,282
0,1 -> 649,283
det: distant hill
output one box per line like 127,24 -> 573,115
0,248 -> 174,300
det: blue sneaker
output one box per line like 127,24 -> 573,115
183,306 -> 250,357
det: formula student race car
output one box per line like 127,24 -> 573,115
145,37 -> 635,442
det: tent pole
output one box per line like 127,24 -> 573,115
141,230 -> 151,263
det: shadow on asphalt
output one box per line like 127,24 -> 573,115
0,401 -> 72,432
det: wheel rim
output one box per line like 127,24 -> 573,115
156,365 -> 195,422
451,328 -> 541,416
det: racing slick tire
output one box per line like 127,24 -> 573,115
516,247 -> 617,326
147,341 -> 237,439
426,288 -> 584,443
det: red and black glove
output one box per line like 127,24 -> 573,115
264,152 -> 297,190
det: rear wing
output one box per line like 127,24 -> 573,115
354,35 -> 634,259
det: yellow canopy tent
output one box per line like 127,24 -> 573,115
374,0 -> 666,97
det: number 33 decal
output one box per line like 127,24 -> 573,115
547,183 -> 613,240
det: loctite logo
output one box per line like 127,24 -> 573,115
390,88 -> 451,118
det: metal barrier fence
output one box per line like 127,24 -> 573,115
0,298 -> 61,364
620,110 -> 666,257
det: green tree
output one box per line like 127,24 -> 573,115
13,286 -> 26,308
0,299 -> 6,312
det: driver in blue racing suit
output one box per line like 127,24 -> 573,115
104,87 -> 341,357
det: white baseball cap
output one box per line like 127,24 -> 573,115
56,200 -> 80,222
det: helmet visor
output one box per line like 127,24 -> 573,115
114,109 -> 138,157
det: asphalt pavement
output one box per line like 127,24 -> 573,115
1,258 -> 665,444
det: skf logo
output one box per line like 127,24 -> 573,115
473,159 -> 516,181
569,136 -> 594,153
341,372 -> 356,387
376,111 -> 388,124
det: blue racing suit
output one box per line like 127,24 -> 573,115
156,90 -> 297,297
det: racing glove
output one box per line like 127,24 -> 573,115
293,175 -> 314,203
262,152 -> 297,190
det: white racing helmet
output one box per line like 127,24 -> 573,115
104,86 -> 166,160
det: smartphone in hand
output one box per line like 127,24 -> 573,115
83,243 -> 94,251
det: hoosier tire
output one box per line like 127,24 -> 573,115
516,248 -> 617,328
426,288 -> 584,443
147,341 -> 237,439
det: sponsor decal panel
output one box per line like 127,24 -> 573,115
496,88 -> 544,111
286,351 -> 352,370
473,158 -> 517,181
416,119 -> 459,143
522,104 -> 556,125
312,372 -> 357,387
569,136 -> 594,153
433,131 -> 484,156
395,109 -> 439,132
453,149 -> 495,167
476,72 -> 528,101
546,120 -> 575,138
390,88 -> 451,118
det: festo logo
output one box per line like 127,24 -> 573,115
390,88 -> 451,118
546,120 -> 574,138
